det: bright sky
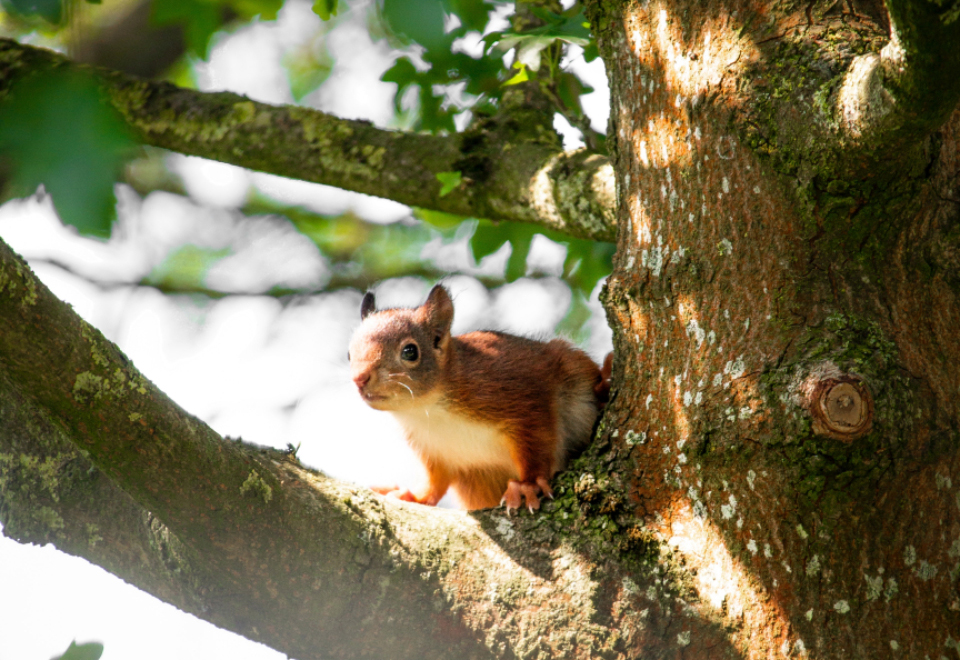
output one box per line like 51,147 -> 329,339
0,2 -> 610,658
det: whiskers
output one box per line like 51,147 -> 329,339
387,372 -> 416,399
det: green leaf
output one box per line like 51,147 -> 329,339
284,41 -> 334,101
380,0 -> 447,50
147,245 -> 232,290
563,239 -> 614,293
52,641 -> 104,660
435,171 -> 462,197
555,71 -> 593,116
0,70 -> 135,237
312,0 -> 338,20
469,223 -> 509,263
503,63 -> 529,86
442,0 -> 492,32
414,208 -> 464,230
505,232 -> 533,282
416,86 -> 457,133
229,0 -> 284,21
484,5 -> 593,72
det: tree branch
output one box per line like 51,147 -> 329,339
836,0 -> 960,153
0,38 -> 616,243
0,236 -> 723,659
23,255 -> 514,298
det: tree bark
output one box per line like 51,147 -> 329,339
2,1 -> 960,659
597,0 -> 960,656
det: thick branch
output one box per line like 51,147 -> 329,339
0,38 -> 616,242
836,0 -> 960,152
0,237 -> 714,659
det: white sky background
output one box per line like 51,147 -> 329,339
0,2 -> 610,658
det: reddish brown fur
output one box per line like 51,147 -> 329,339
350,285 -> 609,511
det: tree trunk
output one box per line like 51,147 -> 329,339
2,1 -> 960,659
596,0 -> 960,657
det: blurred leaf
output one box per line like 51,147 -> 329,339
52,641 -> 104,660
414,208 -> 464,230
381,57 -> 418,107
504,231 -> 533,282
312,0 -> 338,20
284,211 -> 372,259
379,0 -> 502,132
564,238 -> 615,293
484,5 -> 593,74
503,63 -> 529,86
582,40 -> 600,62
0,70 -> 135,237
555,71 -> 593,116
436,171 -> 462,197
442,0 -> 492,32
469,223 -> 509,263
2,0 -> 61,22
147,245 -> 231,290
284,40 -> 334,102
416,86 -> 458,133
380,0 -> 446,50
467,219 -> 613,288
229,0 -> 283,20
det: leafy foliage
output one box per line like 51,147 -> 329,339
483,5 -> 595,71
312,0 -> 338,20
376,0 -> 503,133
456,217 -> 614,292
0,0 -> 611,330
0,70 -> 135,236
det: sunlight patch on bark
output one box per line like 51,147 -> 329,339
665,500 -> 804,656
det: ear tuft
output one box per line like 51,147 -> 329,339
421,285 -> 454,338
360,292 -> 377,320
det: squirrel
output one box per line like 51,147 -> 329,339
348,284 -> 612,513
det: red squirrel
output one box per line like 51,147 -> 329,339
348,284 -> 611,512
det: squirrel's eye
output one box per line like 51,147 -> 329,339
400,343 -> 419,362
346,350 -> 351,362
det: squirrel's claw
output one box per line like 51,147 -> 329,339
501,478 -> 551,513
535,477 -> 554,501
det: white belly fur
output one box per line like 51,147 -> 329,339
391,401 -> 516,474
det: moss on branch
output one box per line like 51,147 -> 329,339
0,38 -> 616,242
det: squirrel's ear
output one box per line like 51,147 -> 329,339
421,285 -> 454,336
360,292 -> 377,320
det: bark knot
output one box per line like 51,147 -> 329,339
799,366 -> 874,442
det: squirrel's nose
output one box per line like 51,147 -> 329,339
353,371 -> 371,389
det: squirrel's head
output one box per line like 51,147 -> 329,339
348,285 -> 454,411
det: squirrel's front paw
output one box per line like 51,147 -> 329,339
500,477 -> 553,514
